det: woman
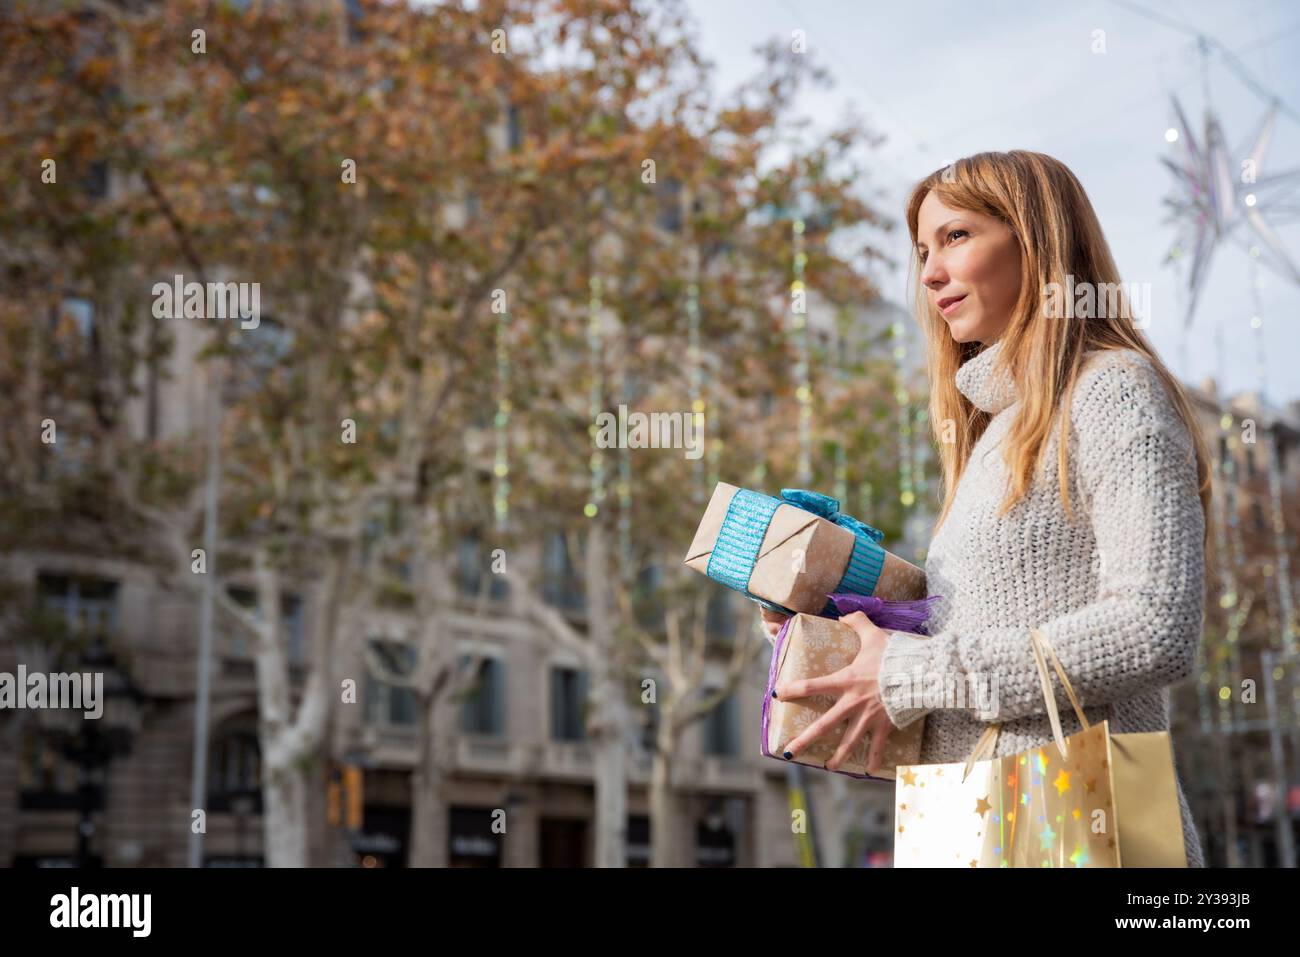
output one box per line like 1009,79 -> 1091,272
763,151 -> 1210,867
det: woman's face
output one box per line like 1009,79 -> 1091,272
916,191 -> 1022,344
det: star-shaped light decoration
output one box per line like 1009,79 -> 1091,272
1053,768 -> 1072,796
1039,823 -> 1057,851
1162,95 -> 1300,327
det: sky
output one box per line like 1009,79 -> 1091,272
682,0 -> 1300,407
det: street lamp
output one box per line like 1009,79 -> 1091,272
39,634 -> 144,867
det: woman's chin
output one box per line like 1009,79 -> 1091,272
945,316 -> 980,343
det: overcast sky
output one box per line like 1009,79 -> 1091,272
683,0 -> 1300,405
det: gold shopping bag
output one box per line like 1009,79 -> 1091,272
893,628 -> 1188,867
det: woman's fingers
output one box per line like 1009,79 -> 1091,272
865,712 -> 894,776
758,607 -> 790,639
773,669 -> 846,701
839,609 -> 887,642
782,696 -> 854,760
826,703 -> 875,772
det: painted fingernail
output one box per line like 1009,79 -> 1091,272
771,688 -> 778,699
783,750 -> 793,760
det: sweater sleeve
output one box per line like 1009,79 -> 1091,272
879,354 -> 1205,730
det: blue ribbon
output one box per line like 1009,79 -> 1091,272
704,486 -> 887,610
778,489 -> 884,545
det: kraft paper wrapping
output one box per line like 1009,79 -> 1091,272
764,614 -> 924,781
684,482 -> 927,613
893,629 -> 1188,867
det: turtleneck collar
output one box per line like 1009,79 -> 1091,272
955,339 -> 1017,414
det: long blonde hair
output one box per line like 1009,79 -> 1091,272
905,150 -> 1211,540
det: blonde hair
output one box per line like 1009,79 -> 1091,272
905,150 -> 1211,540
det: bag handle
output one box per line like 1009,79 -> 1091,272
959,627 -> 1089,781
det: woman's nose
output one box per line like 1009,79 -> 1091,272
921,256 -> 946,288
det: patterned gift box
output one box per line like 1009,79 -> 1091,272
683,483 -> 926,614
761,594 -> 939,782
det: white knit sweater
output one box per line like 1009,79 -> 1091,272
876,339 -> 1207,868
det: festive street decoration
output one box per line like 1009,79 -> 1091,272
585,275 -> 605,519
1161,96 -> 1300,328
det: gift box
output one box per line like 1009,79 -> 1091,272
893,628 -> 1189,867
762,594 -> 939,782
683,483 -> 926,615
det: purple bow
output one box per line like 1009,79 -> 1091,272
822,592 -> 939,634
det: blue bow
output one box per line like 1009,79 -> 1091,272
779,489 -> 884,544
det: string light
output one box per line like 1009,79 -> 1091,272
792,218 -> 811,484
493,299 -> 510,531
585,275 -> 604,519
894,320 -> 915,508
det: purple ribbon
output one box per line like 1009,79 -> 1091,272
759,592 -> 941,782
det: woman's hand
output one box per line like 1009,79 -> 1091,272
773,611 -> 899,775
758,606 -> 790,642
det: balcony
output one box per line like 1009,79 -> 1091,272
627,749 -> 654,785
698,754 -> 761,793
541,740 -> 594,780
453,735 -> 530,777
358,724 -> 418,767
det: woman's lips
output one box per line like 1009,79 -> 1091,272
939,294 -> 967,317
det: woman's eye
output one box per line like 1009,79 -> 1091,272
948,229 -> 968,243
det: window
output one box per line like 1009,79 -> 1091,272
542,533 -> 585,612
695,799 -> 738,867
18,728 -> 79,795
225,316 -> 293,408
282,595 -> 304,665
627,815 -> 651,867
702,687 -> 739,756
59,297 -> 95,339
208,729 -> 262,814
213,732 -> 261,793
364,638 -> 418,728
81,160 -> 109,200
506,104 -> 522,151
638,676 -> 661,753
656,176 -> 683,233
633,564 -> 663,630
550,666 -> 589,742
449,806 -> 503,867
706,589 -> 735,639
37,574 -> 118,638
48,297 -> 97,369
456,534 -> 509,601
17,727 -> 95,811
345,0 -> 366,43
457,654 -> 506,736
